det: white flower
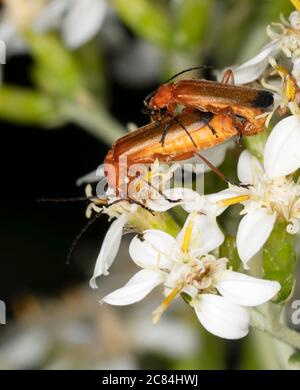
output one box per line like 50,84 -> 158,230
217,10 -> 300,85
273,11 -> 300,59
218,115 -> 300,267
36,0 -> 107,49
89,187 -> 206,287
0,0 -> 107,54
101,212 -> 280,340
217,40 -> 281,85
89,202 -> 137,287
88,160 -> 207,287
260,58 -> 300,123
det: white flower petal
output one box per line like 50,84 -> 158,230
168,188 -> 204,210
193,294 -> 250,339
90,214 -> 128,288
237,150 -> 263,184
146,198 -> 178,212
176,212 -> 224,255
62,0 -> 107,48
129,230 -> 175,269
216,271 -> 281,306
237,208 -> 276,267
264,116 -> 300,179
101,269 -> 165,305
147,188 -> 203,212
204,188 -> 245,216
76,165 -> 104,186
180,190 -> 208,213
289,11 -> 300,30
218,40 -> 280,84
292,58 -> 300,86
34,0 -> 69,32
182,188 -> 237,215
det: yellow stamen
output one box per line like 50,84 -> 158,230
285,76 -> 297,102
135,182 -> 141,192
275,64 -> 289,77
291,0 -> 300,12
181,219 -> 194,254
218,194 -> 250,207
152,285 -> 183,324
145,170 -> 152,182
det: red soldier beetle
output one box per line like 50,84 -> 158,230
103,109 -> 259,197
143,67 -> 274,145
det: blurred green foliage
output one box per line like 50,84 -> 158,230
27,32 -> 87,97
0,0 -> 293,143
0,86 -> 61,125
112,0 -> 173,48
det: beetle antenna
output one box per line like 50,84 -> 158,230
67,197 -> 154,264
143,66 -> 213,108
67,210 -> 105,264
164,66 -> 213,84
37,197 -> 92,203
143,90 -> 156,106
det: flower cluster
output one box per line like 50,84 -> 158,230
85,3 -> 300,340
218,115 -> 300,268
218,4 -> 300,123
101,213 -> 280,339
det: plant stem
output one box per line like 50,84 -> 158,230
250,308 -> 300,349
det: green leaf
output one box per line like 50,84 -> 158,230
26,32 -> 86,97
74,41 -> 107,98
219,236 -> 241,271
174,0 -> 211,50
111,0 -> 172,48
263,222 -> 297,303
288,351 -> 300,365
0,86 -> 62,126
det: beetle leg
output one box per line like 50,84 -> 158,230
221,69 -> 235,85
194,152 -> 228,182
194,152 -> 250,189
160,119 -> 173,146
172,115 -> 198,148
159,114 -> 198,148
207,105 -> 244,143
127,197 -> 156,214
139,177 -> 182,203
194,110 -> 218,138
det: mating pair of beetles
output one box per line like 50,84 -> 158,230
104,68 -> 274,195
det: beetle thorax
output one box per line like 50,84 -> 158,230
149,84 -> 174,110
